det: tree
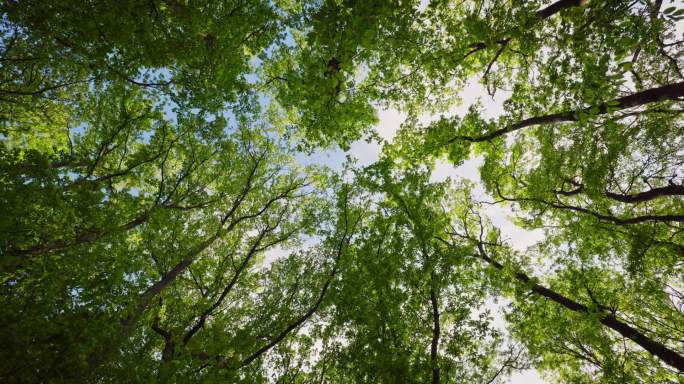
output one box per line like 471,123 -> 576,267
2,0 -> 683,383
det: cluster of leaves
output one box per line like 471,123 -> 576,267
2,0 -> 684,383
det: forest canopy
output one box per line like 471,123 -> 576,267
1,0 -> 683,383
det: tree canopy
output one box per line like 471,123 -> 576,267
1,0 -> 683,383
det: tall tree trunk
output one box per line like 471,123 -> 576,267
450,82 -> 684,143
471,242 -> 684,372
86,233 -> 220,370
429,272 -> 441,384
495,185 -> 684,225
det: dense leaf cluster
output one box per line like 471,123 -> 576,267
1,1 -> 682,383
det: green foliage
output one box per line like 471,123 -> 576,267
2,1 -> 683,383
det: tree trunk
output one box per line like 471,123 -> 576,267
429,274 -> 441,384
474,243 -> 684,372
451,82 -> 684,143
